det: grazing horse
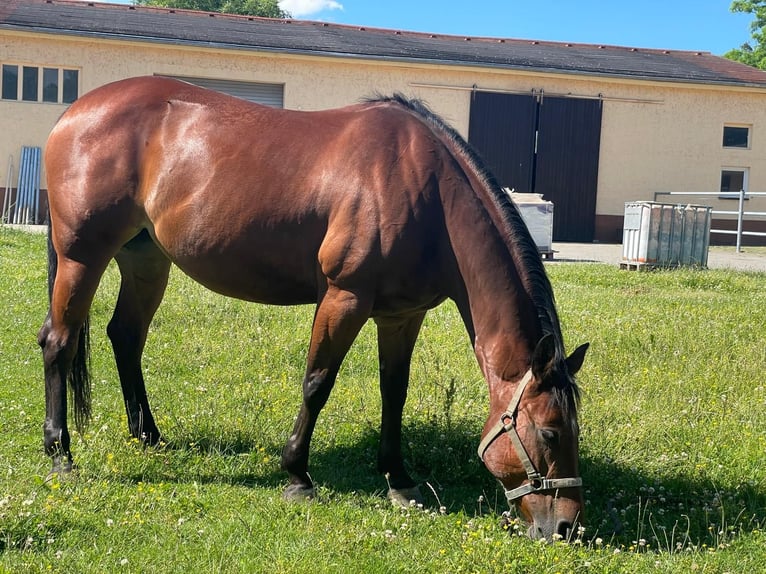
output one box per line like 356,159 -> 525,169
38,76 -> 589,540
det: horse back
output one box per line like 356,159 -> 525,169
45,76 -> 456,310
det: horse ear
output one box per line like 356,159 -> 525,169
531,334 -> 557,378
565,343 -> 589,375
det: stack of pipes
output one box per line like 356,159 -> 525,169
9,147 -> 41,225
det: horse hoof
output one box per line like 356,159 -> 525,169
45,459 -> 76,485
387,485 -> 424,508
282,483 -> 315,502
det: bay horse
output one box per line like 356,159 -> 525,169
39,76 -> 589,540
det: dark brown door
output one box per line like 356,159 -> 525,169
468,91 -> 602,242
468,91 -> 537,193
535,96 -> 602,242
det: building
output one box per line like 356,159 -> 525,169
2,0 -> 765,243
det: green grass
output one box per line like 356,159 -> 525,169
1,227 -> 765,573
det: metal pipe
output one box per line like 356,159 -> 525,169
2,155 -> 13,224
736,188 -> 745,253
409,81 -> 665,104
32,147 -> 41,224
13,148 -> 26,224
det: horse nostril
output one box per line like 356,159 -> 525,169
556,520 -> 573,540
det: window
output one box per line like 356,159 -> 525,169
1,64 -> 78,104
720,167 -> 749,199
1,65 -> 17,100
43,68 -> 58,103
22,66 -> 38,101
723,125 -> 750,148
62,69 -> 78,103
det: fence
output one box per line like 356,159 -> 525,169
653,190 -> 766,253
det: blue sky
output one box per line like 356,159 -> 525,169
104,1 -> 754,56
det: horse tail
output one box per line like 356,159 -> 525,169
46,222 -> 92,432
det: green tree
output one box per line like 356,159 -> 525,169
134,0 -> 290,19
725,0 -> 766,69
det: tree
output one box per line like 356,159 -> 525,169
725,0 -> 766,69
134,0 -> 290,19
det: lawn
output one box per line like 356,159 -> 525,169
1,227 -> 765,573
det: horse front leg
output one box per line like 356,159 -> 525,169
281,285 -> 371,501
374,313 -> 426,506
108,235 -> 171,445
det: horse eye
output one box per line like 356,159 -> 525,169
539,429 -> 559,446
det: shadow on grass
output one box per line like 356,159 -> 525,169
109,419 -> 766,545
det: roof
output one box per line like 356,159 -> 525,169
3,0 -> 766,88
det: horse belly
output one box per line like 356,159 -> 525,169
156,229 -> 321,305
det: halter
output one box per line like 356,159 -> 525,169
476,368 -> 582,503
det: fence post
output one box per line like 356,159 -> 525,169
736,188 -> 745,253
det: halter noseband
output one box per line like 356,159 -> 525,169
476,368 -> 582,503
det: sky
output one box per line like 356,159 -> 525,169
103,1 -> 755,56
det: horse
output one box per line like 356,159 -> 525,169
38,76 -> 589,540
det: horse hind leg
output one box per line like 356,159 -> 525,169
374,313 -> 426,507
107,231 -> 171,445
39,247 -> 111,477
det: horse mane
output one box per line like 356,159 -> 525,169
365,93 -> 580,414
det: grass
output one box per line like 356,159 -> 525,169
1,227 -> 765,573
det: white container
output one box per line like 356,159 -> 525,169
622,201 -> 712,267
508,191 -> 554,254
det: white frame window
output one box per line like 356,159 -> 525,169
719,167 -> 749,199
1,64 -> 79,104
722,124 -> 751,149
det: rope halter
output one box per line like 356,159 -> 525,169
476,368 -> 582,503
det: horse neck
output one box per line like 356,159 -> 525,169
441,174 -> 547,384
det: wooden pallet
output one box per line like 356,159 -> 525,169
619,261 -> 656,271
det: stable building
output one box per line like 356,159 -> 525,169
2,0 -> 766,244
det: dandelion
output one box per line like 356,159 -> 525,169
120,558 -> 128,566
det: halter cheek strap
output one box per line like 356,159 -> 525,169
477,368 -> 582,503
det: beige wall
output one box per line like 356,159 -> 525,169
2,29 -> 765,223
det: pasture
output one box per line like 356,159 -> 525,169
1,227 -> 765,573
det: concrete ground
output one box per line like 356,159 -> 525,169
549,242 -> 766,273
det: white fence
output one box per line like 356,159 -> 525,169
653,190 -> 766,253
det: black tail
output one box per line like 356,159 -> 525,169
46,224 -> 92,432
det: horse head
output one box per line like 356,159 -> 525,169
479,335 -> 589,541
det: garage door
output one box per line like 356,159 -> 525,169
166,75 -> 284,108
